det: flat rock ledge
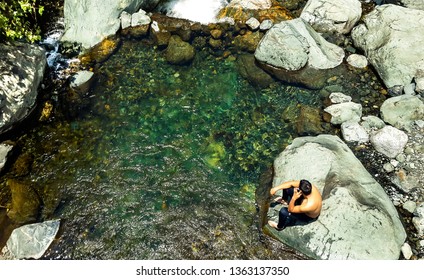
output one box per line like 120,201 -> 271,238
266,134 -> 406,259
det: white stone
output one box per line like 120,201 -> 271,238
346,54 -> 368,68
246,17 -> 260,30
156,0 -> 227,24
121,11 -> 132,29
403,201 -> 417,214
401,243 -> 413,260
131,9 -> 151,27
329,92 -> 352,104
383,162 -> 395,173
412,203 -> 424,236
390,159 -> 399,167
259,19 -> 273,31
3,220 -> 60,259
0,143 -> 13,171
301,0 -> 362,34
361,116 -> 386,132
403,82 -> 416,95
324,102 -> 362,124
370,126 -> 408,158
341,121 -> 369,143
70,70 -> 95,94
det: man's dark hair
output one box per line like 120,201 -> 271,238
299,179 -> 312,195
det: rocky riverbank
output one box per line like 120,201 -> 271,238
0,0 -> 423,259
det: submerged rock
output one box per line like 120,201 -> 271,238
165,35 -> 196,65
236,54 -> 274,87
2,219 -> 60,259
233,31 -> 263,53
266,135 -> 406,259
7,179 -> 41,224
79,37 -> 121,65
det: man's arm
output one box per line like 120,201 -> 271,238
270,180 -> 300,196
288,189 -> 314,214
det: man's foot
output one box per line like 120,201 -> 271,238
268,220 -> 284,231
273,197 -> 288,206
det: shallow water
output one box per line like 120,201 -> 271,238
6,39 -> 323,259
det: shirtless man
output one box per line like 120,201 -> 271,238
268,179 -> 322,230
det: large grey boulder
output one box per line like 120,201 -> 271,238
61,0 -> 158,49
0,43 -> 46,134
352,5 -> 424,90
300,0 -> 362,34
255,18 -> 344,89
266,135 -> 406,259
400,0 -> 424,10
380,95 -> 424,131
1,220 -> 60,259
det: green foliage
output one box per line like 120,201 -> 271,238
0,0 -> 44,42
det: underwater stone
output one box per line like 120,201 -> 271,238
165,35 -> 195,65
7,179 -> 41,224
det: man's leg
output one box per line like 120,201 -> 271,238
277,207 -> 292,229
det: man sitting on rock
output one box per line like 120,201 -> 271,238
268,179 -> 322,230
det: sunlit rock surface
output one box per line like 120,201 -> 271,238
352,5 -> 424,90
266,135 -> 406,259
0,42 -> 46,134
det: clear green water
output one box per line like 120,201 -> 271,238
11,40 -> 321,259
